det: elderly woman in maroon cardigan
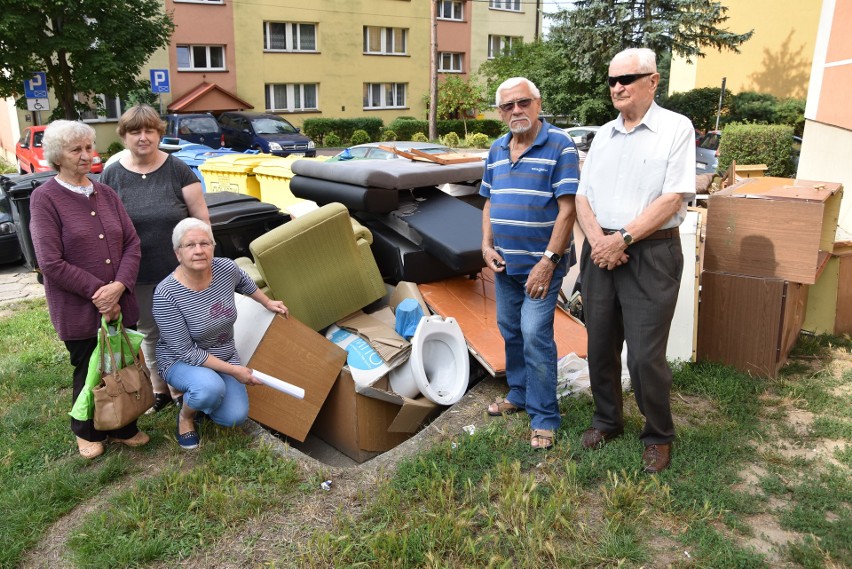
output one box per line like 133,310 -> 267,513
30,120 -> 149,459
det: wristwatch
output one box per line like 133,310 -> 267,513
544,250 -> 561,264
618,228 -> 633,245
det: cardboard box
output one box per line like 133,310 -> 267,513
245,313 -> 347,442
312,367 -> 439,462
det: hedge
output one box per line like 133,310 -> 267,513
717,123 -> 796,178
302,118 -> 384,145
387,118 -> 504,140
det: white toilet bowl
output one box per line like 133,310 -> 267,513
389,315 -> 469,405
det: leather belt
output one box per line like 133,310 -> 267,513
602,228 -> 679,241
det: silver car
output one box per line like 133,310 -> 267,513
696,131 -> 721,174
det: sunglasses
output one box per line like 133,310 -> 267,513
498,98 -> 534,113
607,73 -> 653,88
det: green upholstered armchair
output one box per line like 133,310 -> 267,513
247,202 -> 386,331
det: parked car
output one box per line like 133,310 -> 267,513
564,126 -> 599,146
218,111 -> 316,157
161,113 -> 223,147
329,141 -> 456,162
0,181 -> 22,265
696,131 -> 803,175
15,125 -> 103,174
695,130 -> 722,175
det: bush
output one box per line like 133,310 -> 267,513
442,132 -> 461,148
381,129 -> 397,142
466,132 -> 490,148
324,132 -> 341,147
106,141 -> 125,156
411,132 -> 428,142
302,118 -> 383,145
386,118 -> 504,140
717,122 -> 796,177
350,129 -> 370,145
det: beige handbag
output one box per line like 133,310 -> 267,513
92,321 -> 155,431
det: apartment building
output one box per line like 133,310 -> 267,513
1,0 -> 540,158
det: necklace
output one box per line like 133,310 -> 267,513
133,160 -> 159,179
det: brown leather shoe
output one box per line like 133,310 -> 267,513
581,427 -> 624,449
642,443 -> 672,473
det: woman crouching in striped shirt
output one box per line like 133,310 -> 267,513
152,218 -> 288,450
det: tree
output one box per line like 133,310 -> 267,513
477,40 -> 615,125
661,86 -> 731,132
0,0 -> 174,120
432,76 -> 488,136
548,1 -> 753,83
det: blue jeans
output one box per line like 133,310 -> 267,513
494,271 -> 563,431
164,361 -> 249,428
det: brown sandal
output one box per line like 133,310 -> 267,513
487,397 -> 522,416
530,429 -> 554,450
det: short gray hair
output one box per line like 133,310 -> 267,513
495,77 -> 541,106
172,218 -> 215,251
611,48 -> 657,73
42,120 -> 96,171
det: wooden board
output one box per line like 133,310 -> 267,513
836,253 -> 852,333
418,268 -> 587,377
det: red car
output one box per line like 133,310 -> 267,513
15,125 -> 103,174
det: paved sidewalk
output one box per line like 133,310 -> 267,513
0,261 -> 43,312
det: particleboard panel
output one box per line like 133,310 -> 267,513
704,196 -> 825,284
836,253 -> 852,333
715,178 -> 843,252
418,268 -> 587,377
697,271 -> 785,378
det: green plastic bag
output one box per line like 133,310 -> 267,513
69,315 -> 146,421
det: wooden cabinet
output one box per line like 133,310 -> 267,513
698,272 -> 808,377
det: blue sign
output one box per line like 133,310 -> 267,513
150,69 -> 170,93
24,72 -> 48,99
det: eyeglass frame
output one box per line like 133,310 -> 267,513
497,98 -> 535,113
178,241 -> 214,250
607,72 -> 654,88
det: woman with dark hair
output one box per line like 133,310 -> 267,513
101,104 -> 210,414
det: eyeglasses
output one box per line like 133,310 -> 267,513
498,98 -> 534,113
179,241 -> 214,250
607,73 -> 653,88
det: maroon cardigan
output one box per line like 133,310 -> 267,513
30,178 -> 141,341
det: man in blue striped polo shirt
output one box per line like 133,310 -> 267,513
481,77 -> 579,450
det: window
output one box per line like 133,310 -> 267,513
438,52 -> 463,73
489,0 -> 521,11
363,83 -> 407,109
437,0 -> 463,20
78,94 -> 127,122
176,45 -> 225,71
266,83 -> 319,112
363,26 -> 407,55
263,22 -> 317,52
488,35 -> 519,59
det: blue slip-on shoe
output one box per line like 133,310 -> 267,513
176,411 -> 200,450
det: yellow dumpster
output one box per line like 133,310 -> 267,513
253,156 -> 329,213
198,154 -> 274,199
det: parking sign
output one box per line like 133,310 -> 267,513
24,72 -> 48,99
150,69 -> 170,93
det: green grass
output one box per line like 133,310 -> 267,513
1,300 -> 850,568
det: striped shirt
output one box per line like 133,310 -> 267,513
153,257 -> 258,377
480,119 -> 579,277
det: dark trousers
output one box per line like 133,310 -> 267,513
580,238 -> 682,445
65,337 -> 139,442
